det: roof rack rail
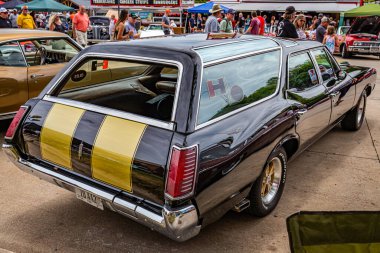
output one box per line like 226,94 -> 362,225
206,32 -> 240,40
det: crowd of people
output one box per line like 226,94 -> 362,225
199,4 -> 341,53
0,3 -> 342,52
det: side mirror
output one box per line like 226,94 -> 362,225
326,78 -> 336,87
339,61 -> 350,66
337,70 -> 347,80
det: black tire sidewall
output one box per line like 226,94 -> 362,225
356,92 -> 367,129
249,147 -> 287,216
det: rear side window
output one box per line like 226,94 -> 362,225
311,49 -> 336,83
288,52 -> 318,91
197,50 -> 280,125
54,58 -> 179,122
0,42 -> 25,67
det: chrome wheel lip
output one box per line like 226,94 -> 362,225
357,96 -> 365,125
261,157 -> 282,205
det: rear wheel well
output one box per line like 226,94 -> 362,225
282,138 -> 299,160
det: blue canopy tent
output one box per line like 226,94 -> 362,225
1,0 -> 25,9
16,0 -> 74,12
188,1 -> 230,14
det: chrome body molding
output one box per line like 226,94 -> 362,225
2,144 -> 201,242
0,111 -> 17,120
44,52 -> 183,125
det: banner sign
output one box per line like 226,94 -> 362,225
91,0 -> 180,7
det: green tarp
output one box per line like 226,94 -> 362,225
15,0 -> 74,12
287,211 -> 380,253
344,4 -> 380,18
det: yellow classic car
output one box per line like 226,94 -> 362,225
0,29 -> 82,120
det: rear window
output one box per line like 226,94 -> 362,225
197,50 -> 281,125
54,58 -> 179,122
90,17 -> 110,26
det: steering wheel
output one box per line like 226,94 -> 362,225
34,47 -> 47,65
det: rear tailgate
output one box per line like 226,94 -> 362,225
22,100 -> 173,205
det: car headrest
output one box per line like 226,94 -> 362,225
155,81 -> 176,94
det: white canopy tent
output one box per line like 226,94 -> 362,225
229,2 -> 358,13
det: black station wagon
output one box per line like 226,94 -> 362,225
3,34 -> 377,241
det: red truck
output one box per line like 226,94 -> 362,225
340,16 -> 380,58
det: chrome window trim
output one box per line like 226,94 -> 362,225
44,95 -> 175,130
192,37 -> 265,51
44,52 -> 184,130
0,36 -> 82,51
193,47 -> 283,131
203,47 -> 282,67
286,49 -> 322,91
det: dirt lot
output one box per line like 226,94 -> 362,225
0,56 -> 379,253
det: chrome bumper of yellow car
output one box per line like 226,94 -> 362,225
2,143 -> 201,242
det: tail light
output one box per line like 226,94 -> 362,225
5,106 -> 28,140
165,145 -> 198,200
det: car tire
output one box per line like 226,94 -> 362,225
341,91 -> 367,131
247,147 -> 287,217
342,44 -> 351,58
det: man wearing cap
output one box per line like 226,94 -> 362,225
0,8 -> 12,28
9,9 -> 18,28
73,5 -> 90,47
17,6 -> 36,29
204,4 -> 222,33
276,6 -> 298,38
162,9 -> 172,36
125,14 -> 140,40
316,17 -> 329,43
220,9 -> 235,33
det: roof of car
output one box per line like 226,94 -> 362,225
0,29 -> 69,42
90,34 -> 322,55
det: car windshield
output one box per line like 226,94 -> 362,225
90,17 -> 110,26
350,16 -> 380,35
339,26 -> 350,35
148,25 -> 163,30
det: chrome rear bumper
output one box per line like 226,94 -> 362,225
2,144 -> 201,242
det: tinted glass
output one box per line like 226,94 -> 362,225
198,50 -> 280,125
90,17 -> 110,26
0,42 -> 25,67
288,52 -> 318,91
55,59 -> 178,122
21,39 -> 79,66
311,49 -> 336,82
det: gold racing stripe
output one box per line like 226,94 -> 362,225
40,103 -> 85,170
91,116 -> 146,192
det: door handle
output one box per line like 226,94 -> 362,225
295,108 -> 308,121
330,91 -> 340,98
297,108 -> 308,116
30,74 -> 45,79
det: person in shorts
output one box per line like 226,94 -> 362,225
162,9 -> 172,36
73,5 -> 90,47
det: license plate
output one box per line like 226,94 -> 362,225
75,189 -> 104,210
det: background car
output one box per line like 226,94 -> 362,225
88,16 -> 111,43
0,29 -> 82,120
139,23 -> 173,38
340,16 -> 380,58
